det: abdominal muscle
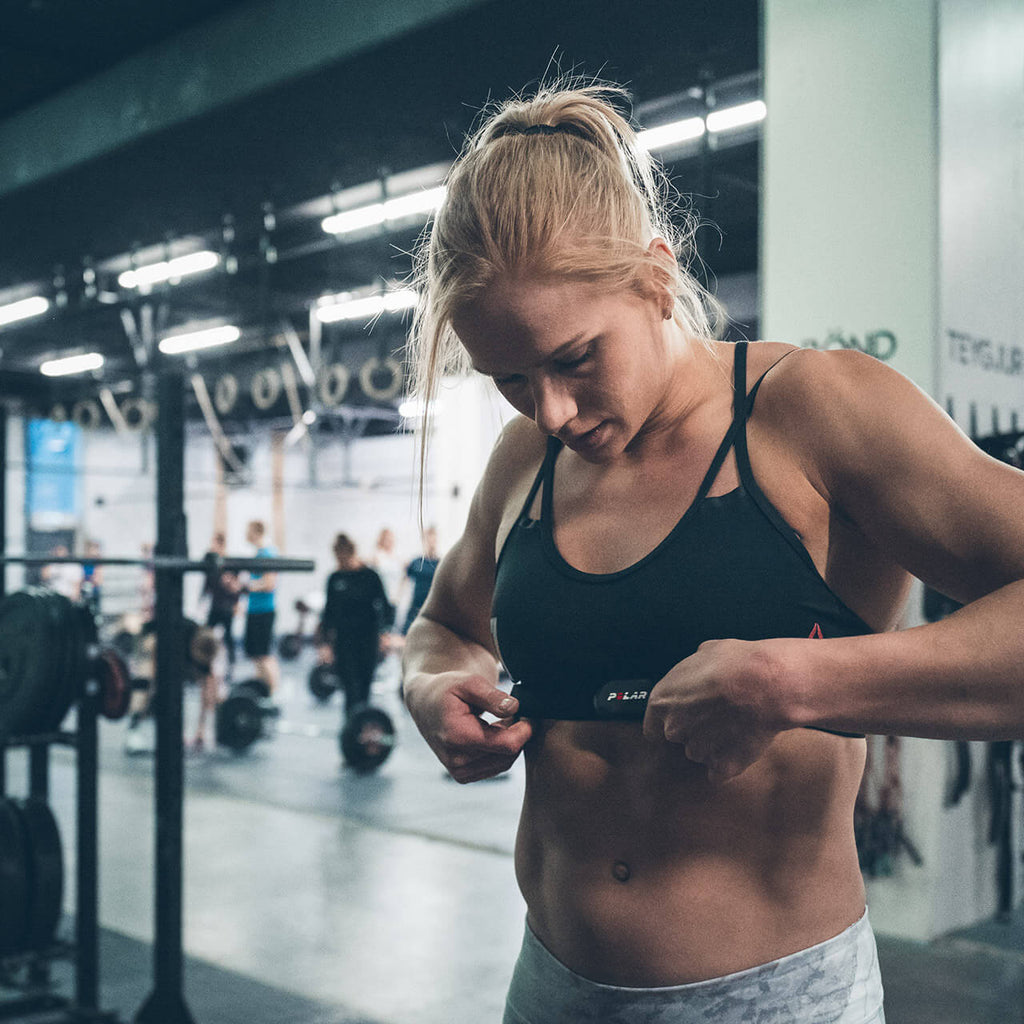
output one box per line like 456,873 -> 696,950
514,718 -> 868,987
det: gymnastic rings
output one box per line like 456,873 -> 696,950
48,404 -> 68,423
250,368 -> 282,411
359,357 -> 403,402
120,397 -> 155,433
214,373 -> 239,416
71,399 -> 102,431
317,363 -> 350,408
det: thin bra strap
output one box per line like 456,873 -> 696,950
732,340 -> 749,418
690,342 -> 748,505
515,435 -> 559,524
733,346 -> 818,573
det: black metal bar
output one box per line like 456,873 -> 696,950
135,366 -> 195,1024
0,554 -> 315,572
75,677 -> 101,1012
28,742 -> 48,800
0,406 -> 6,601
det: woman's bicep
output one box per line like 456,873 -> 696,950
803,351 -> 1024,602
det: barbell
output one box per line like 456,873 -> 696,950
0,552 -> 315,574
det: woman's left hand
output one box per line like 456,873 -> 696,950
643,638 -> 789,783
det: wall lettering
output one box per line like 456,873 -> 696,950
946,328 -> 1024,377
800,329 -> 898,361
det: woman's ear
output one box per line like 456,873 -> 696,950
645,237 -> 678,319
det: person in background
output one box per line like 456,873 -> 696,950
400,526 -> 440,635
243,519 -> 280,695
202,531 -> 241,678
369,527 -> 403,612
81,539 -> 103,617
41,544 -> 83,601
320,533 -> 390,719
187,623 -> 224,753
137,542 -> 156,621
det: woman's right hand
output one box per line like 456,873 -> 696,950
405,672 -> 533,783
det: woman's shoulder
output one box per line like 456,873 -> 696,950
476,416 -> 548,507
747,342 -> 922,425
745,341 -> 949,492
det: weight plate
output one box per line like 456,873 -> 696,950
0,590 -> 59,738
308,664 -> 339,702
0,797 -> 30,955
339,704 -> 396,772
96,648 -> 131,721
233,678 -> 271,701
14,797 -> 63,951
215,694 -> 263,751
278,633 -> 302,661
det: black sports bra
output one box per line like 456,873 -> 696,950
490,342 -> 872,730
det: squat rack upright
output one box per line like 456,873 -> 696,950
1,365 -> 316,1023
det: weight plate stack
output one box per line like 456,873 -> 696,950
0,797 -> 30,956
14,797 -> 63,951
0,590 -> 60,738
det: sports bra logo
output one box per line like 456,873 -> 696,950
808,622 -> 824,639
593,680 -> 651,719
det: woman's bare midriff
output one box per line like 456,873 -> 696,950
514,718 -> 868,986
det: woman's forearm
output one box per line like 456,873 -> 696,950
786,579 -> 1024,739
402,615 -> 500,705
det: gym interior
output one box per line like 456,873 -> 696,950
0,2 -> 1022,1022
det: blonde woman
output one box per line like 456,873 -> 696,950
401,80 -> 1024,1023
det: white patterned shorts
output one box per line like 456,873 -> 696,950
503,908 -> 885,1024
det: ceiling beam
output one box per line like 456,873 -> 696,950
0,0 -> 488,199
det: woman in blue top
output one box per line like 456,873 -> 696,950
243,519 -> 279,695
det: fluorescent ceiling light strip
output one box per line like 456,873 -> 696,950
706,100 -> 766,133
322,186 -> 446,235
120,250 -> 220,289
382,185 -> 447,221
0,295 -> 50,327
638,116 -> 706,152
158,325 -> 240,355
322,204 -> 387,235
40,352 -> 104,376
315,289 -> 418,323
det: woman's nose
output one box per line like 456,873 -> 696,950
531,378 -> 577,436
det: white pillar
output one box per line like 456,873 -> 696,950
762,0 -> 938,391
764,0 -> 1023,941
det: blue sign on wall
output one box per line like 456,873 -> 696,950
26,419 -> 81,529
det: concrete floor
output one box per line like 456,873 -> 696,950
3,647 -> 1023,1023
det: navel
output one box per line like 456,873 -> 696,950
611,860 -> 631,883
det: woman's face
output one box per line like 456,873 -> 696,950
453,270 -> 677,462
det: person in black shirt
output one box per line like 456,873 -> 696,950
202,531 -> 241,675
320,534 -> 391,718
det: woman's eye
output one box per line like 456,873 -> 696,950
556,351 -> 592,372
